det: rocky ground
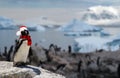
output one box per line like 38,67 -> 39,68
0,61 -> 65,78
0,44 -> 120,78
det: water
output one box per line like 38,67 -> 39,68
0,29 -> 74,52
0,30 -> 16,51
0,27 -> 120,52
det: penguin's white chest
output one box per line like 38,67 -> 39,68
14,40 -> 30,63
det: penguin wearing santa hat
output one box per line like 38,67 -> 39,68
13,26 -> 32,67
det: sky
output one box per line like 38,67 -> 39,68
0,0 -> 120,8
0,0 -> 120,24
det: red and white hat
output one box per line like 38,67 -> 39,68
16,25 -> 28,36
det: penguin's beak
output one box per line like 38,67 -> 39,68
16,31 -> 21,36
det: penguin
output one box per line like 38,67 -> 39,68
13,26 -> 32,67
117,63 -> 120,78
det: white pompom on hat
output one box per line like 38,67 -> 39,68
16,25 -> 28,36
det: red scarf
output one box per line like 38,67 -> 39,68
20,35 -> 32,46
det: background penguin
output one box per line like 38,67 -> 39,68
117,63 -> 120,78
13,26 -> 32,67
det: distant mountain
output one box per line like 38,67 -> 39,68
82,6 -> 120,26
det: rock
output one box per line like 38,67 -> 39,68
31,45 -> 47,66
0,61 -> 65,78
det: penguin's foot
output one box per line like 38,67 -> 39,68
13,62 -> 27,67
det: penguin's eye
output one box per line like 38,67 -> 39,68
21,30 -> 29,35
25,30 -> 29,35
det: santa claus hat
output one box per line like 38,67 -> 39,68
16,25 -> 28,36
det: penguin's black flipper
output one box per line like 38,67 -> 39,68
28,47 -> 33,56
27,47 -> 33,64
13,39 -> 26,57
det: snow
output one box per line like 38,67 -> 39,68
57,19 -> 102,32
82,6 -> 120,25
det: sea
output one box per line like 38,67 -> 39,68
0,29 -> 75,52
0,27 -> 120,52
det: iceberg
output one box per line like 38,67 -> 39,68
0,16 -> 16,30
57,19 -> 102,32
74,34 -> 120,53
57,19 -> 103,37
74,36 -> 112,52
25,23 -> 46,32
100,31 -> 110,37
105,34 -> 120,51
25,16 -> 60,28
